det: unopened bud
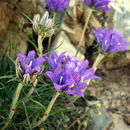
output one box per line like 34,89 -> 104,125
23,74 -> 30,84
96,103 -> 101,109
16,58 -> 24,79
82,120 -> 88,128
33,11 -> 55,37
98,111 -> 101,115
33,14 -> 40,34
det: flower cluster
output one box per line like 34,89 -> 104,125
45,0 -> 69,12
16,50 -> 45,84
45,51 -> 100,97
33,11 -> 55,37
84,0 -> 111,13
92,28 -> 128,53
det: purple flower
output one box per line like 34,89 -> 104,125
45,51 -> 66,72
45,0 -> 69,12
64,56 -> 100,83
45,51 -> 100,97
92,28 -> 129,53
16,50 -> 45,84
46,64 -> 87,97
84,0 -> 111,13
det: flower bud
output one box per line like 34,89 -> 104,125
16,58 -> 24,79
33,14 -> 40,34
23,74 -> 30,84
96,103 -> 101,109
98,111 -> 101,116
82,120 -> 88,128
33,11 -> 55,37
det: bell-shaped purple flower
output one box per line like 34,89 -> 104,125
16,50 -> 45,84
45,51 -> 100,97
46,64 -> 75,91
45,0 -> 69,12
45,51 -> 66,72
92,28 -> 129,53
64,56 -> 100,83
46,64 -> 88,97
84,0 -> 111,13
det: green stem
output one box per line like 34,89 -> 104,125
27,79 -> 38,98
92,53 -> 105,71
52,12 -> 56,22
2,83 -> 23,130
24,79 -> 38,103
82,53 -> 105,93
38,35 -> 43,57
32,92 -> 60,128
48,12 -> 56,50
77,8 -> 93,49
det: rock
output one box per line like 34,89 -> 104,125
106,0 -> 130,49
0,0 -> 45,61
126,51 -> 130,60
0,1 -> 20,38
86,52 -> 130,128
0,33 -> 27,61
106,112 -> 130,130
51,31 -> 85,61
88,107 -> 112,130
62,0 -> 102,53
124,115 -> 130,125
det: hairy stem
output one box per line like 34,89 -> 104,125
48,12 -> 56,50
24,79 -> 38,103
82,53 -> 105,93
92,53 -> 105,71
2,83 -> 23,130
38,35 -> 43,57
32,92 -> 60,128
77,8 -> 93,49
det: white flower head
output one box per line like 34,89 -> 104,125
33,11 -> 55,37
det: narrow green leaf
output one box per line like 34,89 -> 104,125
66,95 -> 76,110
30,98 -> 46,111
21,12 -> 33,24
0,75 -> 14,79
8,55 -> 16,64
44,41 -> 64,55
22,101 -> 32,130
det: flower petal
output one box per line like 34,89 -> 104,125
72,83 -> 87,91
17,53 -> 26,62
73,91 -> 84,97
27,50 -> 35,61
45,71 -> 56,82
53,82 -> 63,91
33,66 -> 41,72
32,57 -> 45,68
84,0 -> 92,6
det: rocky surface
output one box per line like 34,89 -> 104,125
87,52 -> 130,129
0,0 -> 45,60
62,0 -> 102,51
51,31 -> 85,61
